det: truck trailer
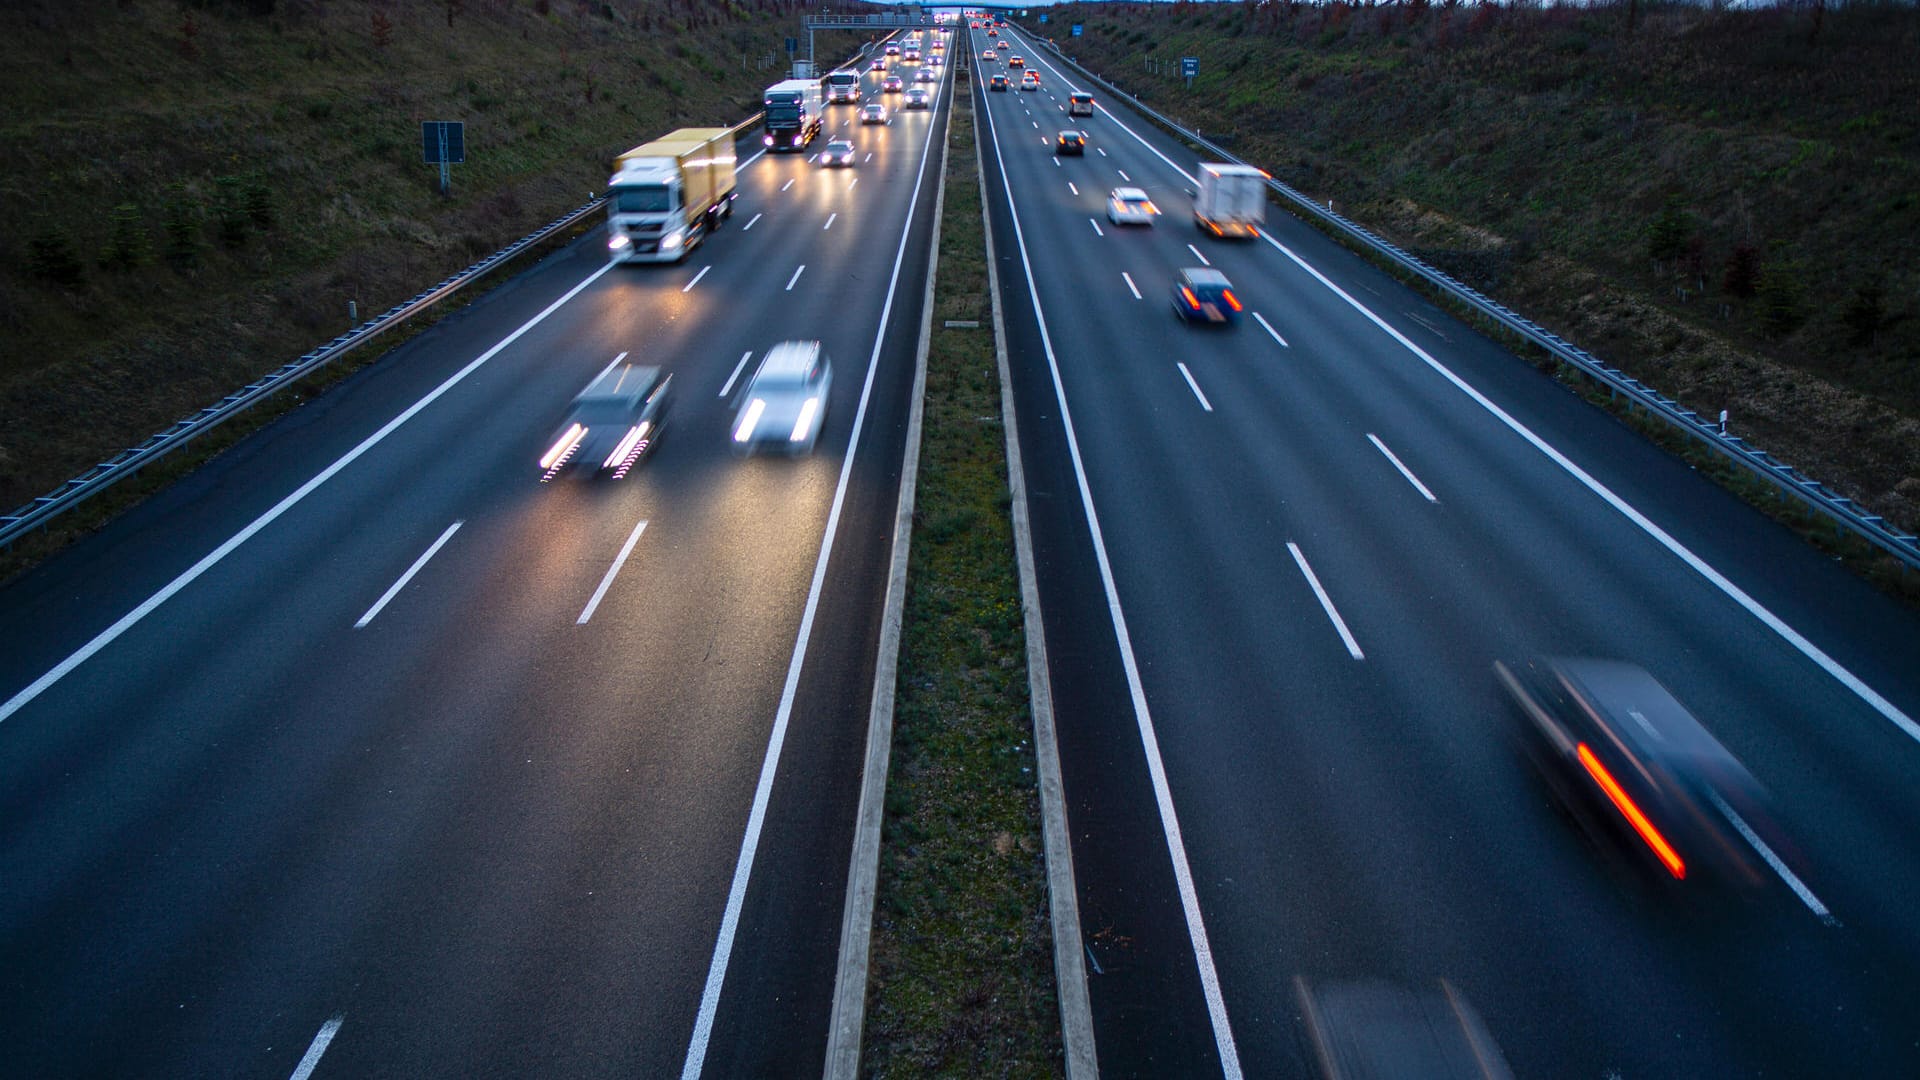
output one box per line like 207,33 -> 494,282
763,78 -> 825,152
605,128 -> 738,264
1194,163 -> 1269,239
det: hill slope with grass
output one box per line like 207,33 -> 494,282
0,0 -> 874,523
1026,1 -> 1919,542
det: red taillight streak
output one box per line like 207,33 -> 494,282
1576,743 -> 1686,879
1223,290 -> 1244,312
1181,286 -> 1200,309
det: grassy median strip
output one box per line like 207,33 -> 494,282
864,84 -> 1062,1077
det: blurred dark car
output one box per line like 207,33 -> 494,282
1494,657 -> 1789,893
1172,267 -> 1242,325
1054,130 -> 1086,156
540,364 -> 670,479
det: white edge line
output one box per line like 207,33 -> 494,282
1366,433 -> 1437,503
576,518 -> 648,625
720,350 -> 754,398
354,521 -> 463,628
680,70 -> 946,1080
1122,272 -> 1141,300
1705,789 -> 1839,926
742,212 -> 762,231
1257,229 -> 1920,745
977,67 -> 1245,1080
1287,542 -> 1365,660
1176,362 -> 1213,412
681,265 -> 710,294
0,262 -> 618,724
1251,311 -> 1289,348
287,1015 -> 343,1080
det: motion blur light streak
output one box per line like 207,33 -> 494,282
541,424 -> 586,470
735,399 -> 766,443
1577,743 -> 1686,879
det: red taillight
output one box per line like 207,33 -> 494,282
1577,743 -> 1686,879
1222,290 -> 1243,312
1181,286 -> 1200,309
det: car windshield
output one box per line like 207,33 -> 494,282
828,141 -> 852,153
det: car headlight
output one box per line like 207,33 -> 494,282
792,134 -> 804,146
608,233 -> 631,251
735,399 -> 767,443
763,134 -> 773,146
791,397 -> 821,443
661,230 -> 684,251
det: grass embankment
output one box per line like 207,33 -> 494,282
863,82 -> 1061,1077
1026,2 -> 1920,574
0,0 -> 875,572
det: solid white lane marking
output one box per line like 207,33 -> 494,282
976,81 -> 1245,1080
1186,243 -> 1211,266
288,1016 -> 343,1080
786,265 -> 806,291
1087,218 -> 1103,237
577,518 -> 648,624
742,212 -> 762,231
1367,434 -> 1438,503
1122,272 -> 1141,299
1067,181 -> 1078,195
355,521 -> 462,628
1177,363 -> 1213,412
1251,311 -> 1290,348
1706,789 -> 1838,926
781,178 -> 795,192
720,351 -> 753,398
1288,542 -> 1365,660
681,265 -> 710,294
1254,229 -> 1920,745
1118,169 -> 1130,181
681,77 -> 945,1080
824,212 -> 837,231
0,261 -> 619,725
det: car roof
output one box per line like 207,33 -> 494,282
756,341 -> 824,381
1180,268 -> 1232,288
1058,130 -> 1083,138
577,363 -> 662,404
1112,187 -> 1149,201
827,139 -> 853,148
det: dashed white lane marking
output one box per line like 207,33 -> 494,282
1067,181 -> 1078,196
1288,542 -> 1365,660
681,265 -> 710,294
786,264 -> 806,291
781,178 -> 795,192
865,152 -> 873,162
849,177 -> 859,189
1706,789 -> 1839,926
1088,218 -> 1103,237
720,350 -> 753,398
287,1016 -> 343,1080
1118,169 -> 1131,181
355,521 -> 463,628
1251,311 -> 1289,348
1122,272 -> 1141,300
577,518 -> 648,625
742,212 -> 762,231
824,212 -> 837,231
1186,243 -> 1211,266
1097,147 -> 1107,156
1177,363 -> 1213,412
1367,434 -> 1438,503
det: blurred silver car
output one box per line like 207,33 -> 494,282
733,341 -> 832,453
820,138 -> 857,167
540,363 -> 670,479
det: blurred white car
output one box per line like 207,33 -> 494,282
861,102 -> 887,124
1107,187 -> 1159,225
733,341 -> 833,453
904,88 -> 930,110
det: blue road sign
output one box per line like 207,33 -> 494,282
1181,56 -> 1199,78
1072,23 -> 1083,36
421,121 -> 465,164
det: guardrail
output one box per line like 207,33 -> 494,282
0,113 -> 767,551
1024,32 -> 1920,573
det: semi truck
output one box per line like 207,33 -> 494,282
605,128 -> 738,264
826,69 -> 861,104
763,78 -> 825,152
1194,162 -> 1269,239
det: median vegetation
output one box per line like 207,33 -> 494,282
1029,1 -> 1920,588
863,80 -> 1062,1076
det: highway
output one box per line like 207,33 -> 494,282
972,19 -> 1920,1080
0,43 -> 948,1079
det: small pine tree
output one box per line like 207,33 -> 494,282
1647,194 -> 1693,264
1757,259 -> 1806,338
244,177 -> 276,230
26,223 -> 86,288
1723,244 -> 1760,298
105,203 -> 151,266
162,185 -> 202,268
215,176 -> 250,249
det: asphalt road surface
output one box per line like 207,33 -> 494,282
975,20 -> 1920,1080
0,43 -> 947,1079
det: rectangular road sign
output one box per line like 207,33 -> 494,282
421,121 -> 465,164
1072,23 -> 1083,36
1181,56 -> 1199,78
